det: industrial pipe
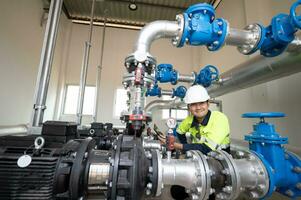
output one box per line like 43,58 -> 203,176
30,0 -> 63,127
93,12 -> 107,122
133,20 -> 180,62
208,42 -> 301,98
77,0 -> 96,125
0,125 -> 28,136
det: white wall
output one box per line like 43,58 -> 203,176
0,0 -> 69,126
197,0 -> 301,149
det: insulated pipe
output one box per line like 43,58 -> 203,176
77,0 -> 96,125
30,0 -> 63,127
208,43 -> 301,98
133,21 -> 180,62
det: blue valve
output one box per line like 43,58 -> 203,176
178,3 -> 228,51
146,84 -> 161,97
156,64 -> 178,85
172,86 -> 187,98
290,0 -> 301,29
243,112 -> 301,199
260,0 -> 301,57
195,65 -> 219,87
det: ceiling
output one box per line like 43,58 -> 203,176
57,0 -> 222,28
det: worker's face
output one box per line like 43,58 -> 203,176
188,101 -> 209,119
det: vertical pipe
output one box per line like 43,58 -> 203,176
93,14 -> 107,122
76,0 -> 96,125
30,0 -> 63,127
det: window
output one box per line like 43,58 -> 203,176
63,85 -> 96,115
162,95 -> 188,120
114,88 -> 128,118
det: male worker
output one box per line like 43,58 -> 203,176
160,85 -> 230,200
161,84 -> 231,154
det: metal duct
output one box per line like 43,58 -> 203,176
208,43 -> 301,98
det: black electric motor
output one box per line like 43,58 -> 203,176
0,121 -> 152,200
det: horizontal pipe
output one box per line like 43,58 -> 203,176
0,125 -> 28,136
177,73 -> 195,83
145,98 -> 184,113
208,43 -> 301,98
161,90 -> 173,96
226,28 -> 255,46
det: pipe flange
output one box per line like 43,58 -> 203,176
189,150 -> 211,200
155,150 -> 163,196
209,150 -> 241,200
237,23 -> 262,55
231,148 -> 270,199
172,14 -> 185,47
124,54 -> 157,73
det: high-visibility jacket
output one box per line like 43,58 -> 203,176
177,110 -> 230,151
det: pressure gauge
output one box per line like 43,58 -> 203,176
166,118 -> 177,129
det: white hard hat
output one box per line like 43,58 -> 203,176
184,85 -> 210,104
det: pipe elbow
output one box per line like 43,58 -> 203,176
133,20 -> 180,62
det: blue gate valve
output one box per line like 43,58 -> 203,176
243,112 -> 301,199
195,65 -> 219,87
260,0 -> 301,57
177,3 -> 228,51
156,64 -> 178,85
172,86 -> 187,98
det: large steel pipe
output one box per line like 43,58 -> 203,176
208,47 -> 301,98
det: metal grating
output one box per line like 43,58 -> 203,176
62,0 -> 215,27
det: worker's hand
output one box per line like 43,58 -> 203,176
166,135 -> 175,151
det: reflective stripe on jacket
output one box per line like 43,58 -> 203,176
176,110 -> 230,150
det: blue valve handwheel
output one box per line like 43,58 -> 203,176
290,0 -> 301,29
207,65 -> 219,80
242,112 -> 285,118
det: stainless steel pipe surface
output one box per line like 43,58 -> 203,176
31,0 -> 63,127
177,73 -> 195,84
226,28 -> 255,46
133,21 -> 180,62
208,50 -> 301,98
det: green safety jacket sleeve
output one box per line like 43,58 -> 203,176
204,113 -> 230,149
